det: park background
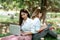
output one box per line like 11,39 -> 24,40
0,0 -> 60,40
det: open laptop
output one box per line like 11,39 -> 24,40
9,24 -> 21,36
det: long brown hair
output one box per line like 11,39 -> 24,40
19,9 -> 30,26
31,9 -> 42,19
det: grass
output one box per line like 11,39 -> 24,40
0,15 -> 18,23
45,34 -> 57,40
0,33 -> 11,38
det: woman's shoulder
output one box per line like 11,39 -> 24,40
32,18 -> 41,25
27,18 -> 33,23
33,17 -> 40,22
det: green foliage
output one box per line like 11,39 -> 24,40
47,0 -> 60,12
0,0 -> 60,11
0,33 -> 11,37
56,28 -> 60,34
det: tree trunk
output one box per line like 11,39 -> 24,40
41,0 -> 47,23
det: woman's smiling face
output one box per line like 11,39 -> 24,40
21,12 -> 28,20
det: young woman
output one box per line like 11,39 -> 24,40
19,9 -> 33,40
31,8 -> 46,40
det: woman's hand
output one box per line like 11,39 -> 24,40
20,32 -> 27,36
41,23 -> 47,29
23,32 -> 32,35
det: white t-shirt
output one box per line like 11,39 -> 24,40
31,17 -> 41,33
21,18 -> 33,33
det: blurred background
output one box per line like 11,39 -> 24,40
0,0 -> 60,40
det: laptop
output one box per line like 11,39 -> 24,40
9,24 -> 21,36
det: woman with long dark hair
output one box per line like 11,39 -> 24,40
19,9 -> 30,26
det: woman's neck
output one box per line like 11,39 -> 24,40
23,17 -> 28,21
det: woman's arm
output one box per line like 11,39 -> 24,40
23,32 -> 32,35
21,32 -> 33,36
37,24 -> 47,32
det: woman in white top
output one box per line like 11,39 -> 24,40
31,8 -> 48,40
19,9 -> 33,40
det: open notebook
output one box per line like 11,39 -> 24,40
9,24 -> 21,36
